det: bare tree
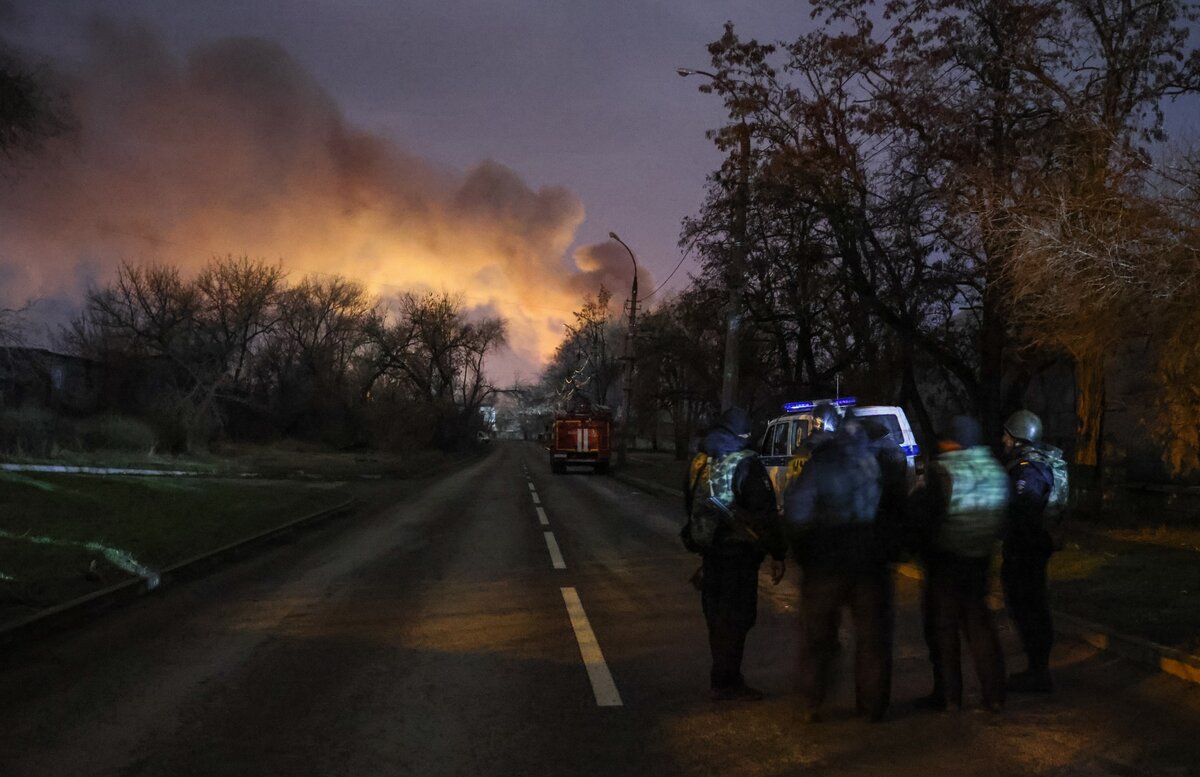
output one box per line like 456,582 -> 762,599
0,44 -> 73,165
688,1 -> 1200,464
258,274 -> 374,436
63,258 -> 508,450
455,316 -> 507,414
394,291 -> 469,403
1144,153 -> 1200,475
630,292 -> 723,457
0,301 -> 29,347
193,256 -> 284,393
543,286 -> 622,407
351,291 -> 508,446
69,257 -> 284,396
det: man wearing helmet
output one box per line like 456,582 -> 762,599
1000,409 -> 1063,693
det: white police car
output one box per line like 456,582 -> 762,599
758,397 -> 921,507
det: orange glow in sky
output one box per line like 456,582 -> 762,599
0,27 -> 650,381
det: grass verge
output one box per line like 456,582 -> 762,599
1052,530 -> 1200,655
0,470 -> 351,620
2,441 -> 464,480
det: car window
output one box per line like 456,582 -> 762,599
862,413 -> 903,442
792,419 -> 810,451
760,423 -> 776,454
767,422 -> 790,456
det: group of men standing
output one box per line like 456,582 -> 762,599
682,404 -> 1066,720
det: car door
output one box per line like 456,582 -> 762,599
759,419 -> 793,507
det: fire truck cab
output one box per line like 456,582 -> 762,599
548,399 -> 612,474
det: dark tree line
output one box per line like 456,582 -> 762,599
66,256 -> 507,452
610,0 -> 1200,476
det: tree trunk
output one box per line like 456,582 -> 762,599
1073,350 -> 1106,516
1074,351 -> 1105,466
979,273 -> 1007,441
900,339 -> 935,448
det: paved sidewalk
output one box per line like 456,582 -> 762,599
613,451 -> 1200,686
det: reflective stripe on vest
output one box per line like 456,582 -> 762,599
937,447 -> 1009,557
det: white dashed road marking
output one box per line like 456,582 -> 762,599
520,470 -> 621,708
543,531 -> 566,569
561,587 -> 623,707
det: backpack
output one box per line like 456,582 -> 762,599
935,447 -> 1009,558
791,441 -> 880,529
681,450 -> 756,552
1023,444 -> 1070,530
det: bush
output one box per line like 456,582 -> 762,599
79,414 -> 158,453
0,406 -> 70,457
148,392 -> 215,454
361,400 -> 438,453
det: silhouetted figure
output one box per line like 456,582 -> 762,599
911,416 -> 1009,712
1000,409 -> 1067,694
784,410 -> 889,722
682,407 -> 786,701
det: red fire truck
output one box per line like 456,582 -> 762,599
549,399 -> 612,474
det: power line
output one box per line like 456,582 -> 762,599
639,234 -> 700,303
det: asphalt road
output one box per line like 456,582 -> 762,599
2,441 -> 1199,776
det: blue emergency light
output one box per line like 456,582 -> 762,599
781,396 -> 857,414
902,444 -> 921,457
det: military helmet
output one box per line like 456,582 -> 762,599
811,402 -> 840,434
1003,409 -> 1043,443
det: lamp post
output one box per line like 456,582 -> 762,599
677,67 -> 751,412
609,231 -> 638,467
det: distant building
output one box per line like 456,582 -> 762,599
0,347 -> 103,413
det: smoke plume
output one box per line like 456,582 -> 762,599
0,19 -> 651,379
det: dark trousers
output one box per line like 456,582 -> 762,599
700,549 -> 763,689
796,565 -> 893,717
924,553 -> 1005,708
1002,543 -> 1054,673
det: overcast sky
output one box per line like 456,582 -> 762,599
8,2 -> 1196,382
2,0 -> 816,380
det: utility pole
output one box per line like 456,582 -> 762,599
609,232 -> 638,467
720,122 -> 750,412
677,67 -> 751,411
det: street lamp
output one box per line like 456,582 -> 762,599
678,67 -> 751,412
609,231 -> 639,467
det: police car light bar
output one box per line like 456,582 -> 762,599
781,397 -> 857,414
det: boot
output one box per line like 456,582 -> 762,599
712,683 -> 765,702
914,691 -> 948,710
1007,668 -> 1053,693
914,672 -> 947,710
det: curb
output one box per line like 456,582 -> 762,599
1054,613 -> 1200,685
1124,482 -> 1200,497
1,463 -> 214,477
615,469 -> 1200,688
895,563 -> 1200,686
0,496 -> 354,648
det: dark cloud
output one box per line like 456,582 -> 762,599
568,240 -> 652,300
0,18 -> 646,366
